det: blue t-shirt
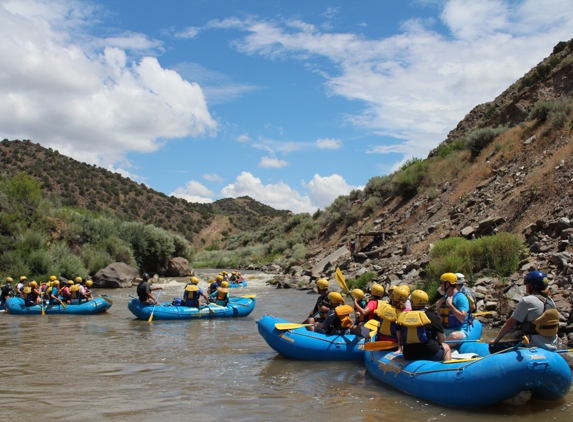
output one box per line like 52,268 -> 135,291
451,291 -> 470,331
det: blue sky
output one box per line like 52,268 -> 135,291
1,0 -> 572,213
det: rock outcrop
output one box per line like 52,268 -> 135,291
93,262 -> 139,288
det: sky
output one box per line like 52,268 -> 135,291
0,1 -> 572,214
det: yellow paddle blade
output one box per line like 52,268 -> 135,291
248,276 -> 255,280
335,267 -> 350,293
364,319 -> 380,331
473,311 -> 495,317
443,357 -> 481,364
240,294 -> 256,299
364,341 -> 399,351
275,323 -> 312,330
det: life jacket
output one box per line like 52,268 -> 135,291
355,299 -> 368,323
440,291 -> 467,329
184,285 -> 200,307
61,287 -> 71,301
208,282 -> 220,295
459,286 -> 477,312
215,287 -> 228,306
397,309 -> 432,344
333,305 -> 354,329
520,295 -> 559,337
364,299 -> 383,321
314,293 -> 332,319
47,286 -> 59,305
24,287 -> 38,306
373,302 -> 401,340
70,285 -> 83,304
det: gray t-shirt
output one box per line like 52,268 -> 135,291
511,295 -> 557,351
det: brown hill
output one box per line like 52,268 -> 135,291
0,139 -> 291,249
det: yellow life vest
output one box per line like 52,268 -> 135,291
216,287 -> 228,301
70,285 -> 81,299
335,304 -> 354,328
521,295 -> 559,337
185,285 -> 199,292
374,302 -> 401,337
397,310 -> 432,344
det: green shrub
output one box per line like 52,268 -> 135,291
364,175 -> 393,199
527,100 -> 572,123
417,279 -> 441,305
27,249 -> 54,277
465,127 -> 507,159
347,271 -> 377,290
393,159 -> 429,197
436,139 -> 466,158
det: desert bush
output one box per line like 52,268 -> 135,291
528,100 -> 572,123
364,175 -> 394,199
0,250 -> 29,277
465,127 -> 507,159
16,230 -> 47,256
393,159 -> 429,197
362,196 -> 381,216
417,279 -> 441,305
347,271 -> 377,290
27,249 -> 54,277
436,139 -> 466,158
82,245 -> 114,274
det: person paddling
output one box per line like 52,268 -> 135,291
304,279 -> 332,325
0,277 -> 15,307
183,276 -> 210,307
137,273 -> 162,305
209,281 -> 230,306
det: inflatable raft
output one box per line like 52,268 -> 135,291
257,314 -> 365,361
127,296 -> 256,320
365,334 -> 571,408
4,296 -> 112,315
227,280 -> 247,288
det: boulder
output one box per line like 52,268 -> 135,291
166,257 -> 193,277
93,262 -> 139,288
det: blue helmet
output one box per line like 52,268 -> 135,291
524,271 -> 548,291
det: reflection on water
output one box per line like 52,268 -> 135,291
0,271 -> 571,421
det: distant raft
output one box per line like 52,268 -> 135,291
365,331 -> 572,408
257,314 -> 365,361
4,296 -> 112,315
227,280 -> 247,288
127,296 -> 256,320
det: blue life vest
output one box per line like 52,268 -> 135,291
184,288 -> 200,307
440,291 -> 468,329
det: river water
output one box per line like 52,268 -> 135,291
1,270 -> 572,422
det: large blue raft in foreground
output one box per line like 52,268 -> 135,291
365,339 -> 572,408
4,296 -> 112,315
257,314 -> 365,361
127,296 -> 255,320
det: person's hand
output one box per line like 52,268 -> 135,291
446,296 -> 453,308
488,339 -> 497,346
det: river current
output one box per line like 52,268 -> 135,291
1,270 -> 571,421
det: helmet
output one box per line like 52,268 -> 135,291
142,273 -> 150,281
29,281 -> 38,287
392,285 -> 409,302
67,280 -> 74,285
328,291 -> 344,304
455,273 -> 465,284
20,276 -> 27,281
23,287 -> 31,294
52,280 -> 60,286
46,281 -> 52,288
440,273 -> 458,286
216,275 -> 224,282
371,283 -> 385,297
232,270 -> 237,274
387,285 -> 396,293
399,284 -> 410,295
316,279 -> 329,290
190,276 -> 200,284
75,277 -> 82,283
221,281 -> 229,288
524,270 -> 548,291
351,289 -> 365,300
49,275 -> 57,281
223,271 -> 228,275
6,277 -> 13,283
411,290 -> 429,307
85,280 -> 93,286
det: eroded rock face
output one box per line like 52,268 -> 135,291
166,257 -> 193,277
93,262 -> 139,288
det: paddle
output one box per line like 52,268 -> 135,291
444,339 -> 482,344
56,297 -> 67,310
335,267 -> 350,294
473,311 -> 495,317
239,294 -> 256,299
364,341 -> 399,351
556,349 -> 573,354
93,292 -> 113,305
275,323 -> 313,330
442,336 -> 529,364
148,290 -> 162,323
40,290 -> 45,316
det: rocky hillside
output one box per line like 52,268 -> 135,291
0,139 -> 291,248
273,39 -> 573,347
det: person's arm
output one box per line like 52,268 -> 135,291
489,317 -> 519,345
445,296 -> 467,322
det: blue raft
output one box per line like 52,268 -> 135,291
4,296 -> 112,315
365,332 -> 572,408
257,314 -> 365,361
227,280 -> 247,288
127,296 -> 256,320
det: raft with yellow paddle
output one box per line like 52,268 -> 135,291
257,314 -> 365,361
4,296 -> 111,315
365,333 -> 571,408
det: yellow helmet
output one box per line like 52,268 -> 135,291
190,276 -> 200,284
29,281 -> 38,287
232,270 -> 238,274
23,287 -> 31,294
49,275 -> 57,281
399,284 -> 410,295
440,273 -> 458,286
223,271 -> 228,275
52,280 -> 60,286
371,283 -> 385,297
20,276 -> 27,281
316,279 -> 329,290
6,277 -> 13,283
85,280 -> 93,286
387,285 -> 395,292
351,289 -> 365,300
46,281 -> 52,288
392,285 -> 409,302
67,280 -> 74,285
75,277 -> 82,283
216,275 -> 224,282
221,281 -> 229,288
328,291 -> 344,304
411,290 -> 429,307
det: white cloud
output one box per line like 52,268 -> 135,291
221,172 -> 315,213
259,156 -> 289,168
203,173 -> 224,182
317,138 -> 343,149
304,174 -> 363,209
170,180 -> 215,203
215,0 -> 573,158
236,133 -> 250,142
0,0 -> 217,168
176,27 -> 200,39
